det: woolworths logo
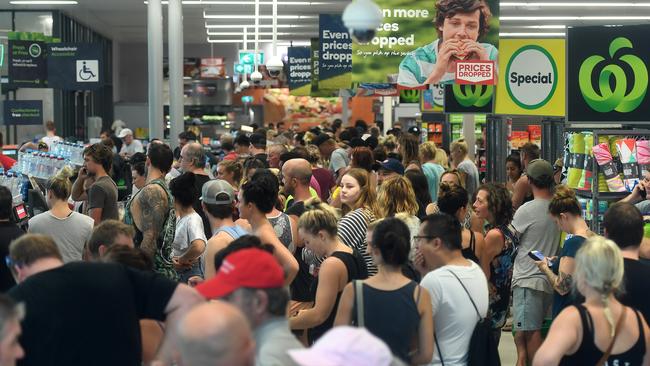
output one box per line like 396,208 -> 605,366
452,84 -> 493,108
579,37 -> 648,113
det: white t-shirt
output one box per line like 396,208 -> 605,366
172,212 -> 207,257
41,135 -> 62,149
420,261 -> 489,366
119,139 -> 144,157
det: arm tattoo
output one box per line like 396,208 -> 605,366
137,185 -> 169,256
556,271 -> 574,295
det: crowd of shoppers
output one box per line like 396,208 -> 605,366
0,118 -> 650,366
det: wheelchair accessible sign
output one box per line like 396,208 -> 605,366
47,43 -> 103,90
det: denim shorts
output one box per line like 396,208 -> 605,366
176,260 -> 204,284
513,287 -> 552,331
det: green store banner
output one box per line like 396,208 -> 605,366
8,40 -> 47,88
444,84 -> 494,113
568,25 -> 650,122
288,46 -> 312,96
318,14 -> 352,89
352,0 -> 500,87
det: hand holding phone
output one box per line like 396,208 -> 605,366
529,250 -> 555,267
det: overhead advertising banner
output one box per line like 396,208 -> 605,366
8,40 -> 47,88
200,58 -> 225,78
288,46 -> 312,96
568,25 -> 650,122
311,38 -> 320,93
444,84 -> 494,113
352,0 -> 499,87
495,39 -> 565,116
318,14 -> 352,89
3,100 -> 43,125
47,43 -> 104,90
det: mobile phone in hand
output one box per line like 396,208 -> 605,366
528,250 -> 545,261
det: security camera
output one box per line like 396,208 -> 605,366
235,87 -> 242,94
342,0 -> 383,44
240,80 -> 250,89
250,71 -> 263,83
266,56 -> 284,78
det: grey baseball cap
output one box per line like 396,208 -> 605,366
200,179 -> 235,205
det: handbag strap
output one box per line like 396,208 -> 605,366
354,280 -> 365,328
596,306 -> 627,366
447,269 -> 482,320
434,333 -> 445,366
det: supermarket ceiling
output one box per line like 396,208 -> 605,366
6,1 -> 650,43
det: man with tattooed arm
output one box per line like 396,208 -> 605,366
124,143 -> 178,280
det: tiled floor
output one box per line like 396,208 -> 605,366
499,330 -> 518,365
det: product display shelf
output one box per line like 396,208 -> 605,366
586,129 -> 650,234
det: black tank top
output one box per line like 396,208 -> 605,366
461,230 -> 479,264
353,281 -> 421,363
307,250 -> 368,344
560,305 -> 646,366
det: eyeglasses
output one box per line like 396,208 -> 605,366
4,256 -> 20,269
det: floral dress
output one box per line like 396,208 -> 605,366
485,223 -> 519,329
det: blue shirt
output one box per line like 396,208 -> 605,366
551,235 -> 586,317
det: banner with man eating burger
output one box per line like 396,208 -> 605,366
351,0 -> 500,88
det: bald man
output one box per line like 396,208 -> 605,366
177,301 -> 255,366
282,159 -> 313,218
179,142 -> 212,237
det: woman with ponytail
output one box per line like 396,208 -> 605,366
29,166 -> 94,262
334,218 -> 433,364
534,185 -> 592,318
290,198 -> 368,345
438,183 -> 485,264
534,236 -> 650,366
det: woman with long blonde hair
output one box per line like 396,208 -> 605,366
534,236 -> 650,366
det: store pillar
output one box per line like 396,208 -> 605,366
541,118 -> 564,166
382,96 -> 393,135
168,0 -> 184,150
147,0 -> 164,141
486,115 -> 507,183
462,114 -> 476,159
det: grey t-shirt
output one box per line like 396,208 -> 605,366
88,176 -> 119,222
28,211 -> 94,263
329,148 -> 350,177
255,318 -> 302,366
512,198 -> 561,292
457,159 -> 480,200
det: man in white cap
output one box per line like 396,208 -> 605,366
118,128 -> 144,159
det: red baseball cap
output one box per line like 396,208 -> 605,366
196,248 -> 284,299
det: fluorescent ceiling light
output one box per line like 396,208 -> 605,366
278,41 -> 311,46
501,2 -> 650,7
502,25 -> 567,28
207,37 -> 309,43
203,11 -> 317,19
501,16 -> 650,20
500,32 -> 566,36
10,0 -> 78,4
207,30 -> 316,36
205,23 -> 316,28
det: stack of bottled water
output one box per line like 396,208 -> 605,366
0,169 -> 26,203
14,150 -> 70,179
50,141 -> 85,166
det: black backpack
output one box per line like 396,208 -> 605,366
434,270 -> 501,366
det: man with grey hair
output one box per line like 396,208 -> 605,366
196,247 -> 303,365
268,144 -> 288,169
177,301 -> 254,366
0,295 -> 24,366
179,142 -> 212,237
